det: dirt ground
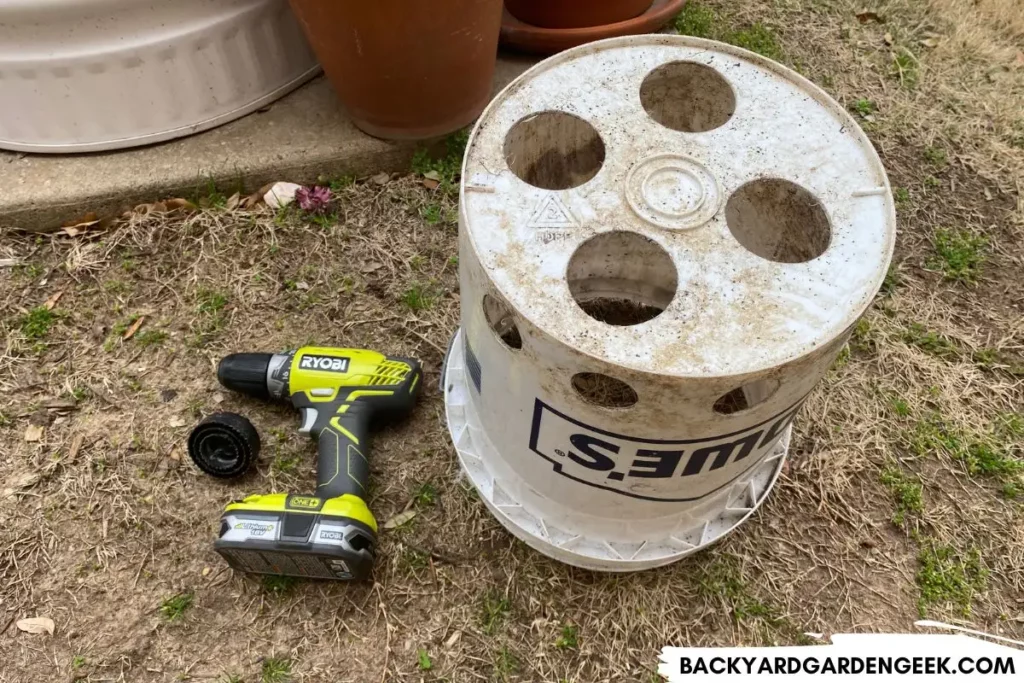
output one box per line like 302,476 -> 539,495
2,0 -> 1023,681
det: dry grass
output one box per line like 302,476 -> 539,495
2,0 -> 1023,680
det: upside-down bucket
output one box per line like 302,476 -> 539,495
444,35 -> 896,571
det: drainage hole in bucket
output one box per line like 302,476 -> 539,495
572,372 -> 638,409
641,62 -> 736,133
713,379 -> 780,415
567,231 -> 677,326
726,179 -> 831,263
483,294 -> 523,350
504,111 -> 606,190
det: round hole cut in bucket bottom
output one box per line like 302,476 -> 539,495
443,330 -> 790,572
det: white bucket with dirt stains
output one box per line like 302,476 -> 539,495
443,35 -> 896,571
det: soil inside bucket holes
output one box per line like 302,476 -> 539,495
577,298 -> 664,326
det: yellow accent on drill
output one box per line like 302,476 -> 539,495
330,417 -> 360,445
336,404 -> 349,414
346,390 -> 394,402
224,493 -> 377,532
408,373 -> 420,394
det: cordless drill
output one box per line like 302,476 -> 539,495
213,347 -> 422,581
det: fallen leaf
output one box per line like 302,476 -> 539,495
160,389 -> 178,403
202,567 -> 211,577
24,424 -> 43,442
169,416 -> 187,428
371,172 -> 390,186
67,434 -> 84,461
264,182 -> 303,209
213,393 -> 225,404
360,261 -> 383,274
883,32 -> 893,45
42,290 -> 64,310
164,198 -> 197,213
422,178 -> 441,191
984,187 -> 993,201
225,192 -> 241,210
16,617 -> 54,635
60,212 -> 100,237
383,509 -> 418,529
445,630 -> 462,648
855,10 -> 882,23
920,37 -> 938,48
295,281 -> 310,291
168,447 -> 182,462
44,399 -> 77,411
4,471 -> 41,496
122,315 -> 146,340
423,170 -> 442,182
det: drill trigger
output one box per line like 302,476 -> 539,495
298,407 -> 318,434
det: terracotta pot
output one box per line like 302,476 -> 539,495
504,0 -> 653,29
288,0 -> 503,140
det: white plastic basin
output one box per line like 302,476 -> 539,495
0,0 -> 319,152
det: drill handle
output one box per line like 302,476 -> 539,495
311,406 -> 372,500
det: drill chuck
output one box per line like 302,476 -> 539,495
217,353 -> 273,400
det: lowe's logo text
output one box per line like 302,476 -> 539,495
528,399 -> 802,502
299,355 -> 350,373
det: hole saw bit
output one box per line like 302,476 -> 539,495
213,346 -> 423,581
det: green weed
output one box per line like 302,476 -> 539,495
901,324 -> 958,358
927,229 -> 987,283
494,647 -> 520,680
673,2 -> 719,37
1000,482 -> 1020,500
401,547 -> 430,571
880,466 -> 924,526
412,129 -> 470,194
414,482 -> 438,507
71,655 -> 87,669
328,175 -> 355,192
159,591 -> 194,622
729,23 -> 784,60
262,574 -> 298,597
957,441 -> 1023,480
852,98 -> 876,117
851,318 -> 874,353
19,307 -> 55,340
134,330 -> 168,348
401,283 -> 437,312
417,649 -> 433,671
924,145 -> 948,166
480,590 -> 511,635
196,288 -> 229,315
916,543 -> 987,617
893,187 -> 911,205
420,204 -> 442,224
891,48 -> 919,88
261,657 -> 291,683
887,394 -> 912,418
908,416 -> 963,458
880,264 -> 901,295
556,624 -> 579,650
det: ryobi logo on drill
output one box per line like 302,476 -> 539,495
299,355 -> 350,373
528,399 -> 802,502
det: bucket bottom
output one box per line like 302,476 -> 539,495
442,329 -> 790,572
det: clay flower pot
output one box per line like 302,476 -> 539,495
288,0 -> 504,140
504,0 -> 653,28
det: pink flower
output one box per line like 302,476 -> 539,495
295,185 -> 333,214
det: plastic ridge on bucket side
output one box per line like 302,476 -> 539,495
444,35 -> 896,571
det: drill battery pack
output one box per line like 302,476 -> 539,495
214,494 -> 377,581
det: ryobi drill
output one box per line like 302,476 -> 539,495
212,347 -> 422,581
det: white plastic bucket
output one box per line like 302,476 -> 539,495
445,35 -> 896,571
0,0 -> 319,152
